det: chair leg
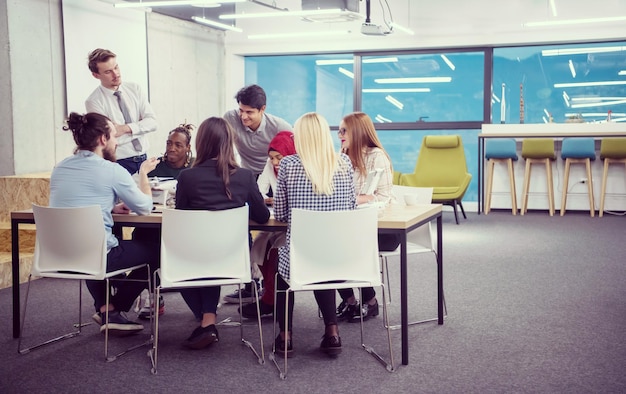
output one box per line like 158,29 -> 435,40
545,159 -> 555,216
105,268 -> 154,363
521,159 -> 532,215
18,277 -> 82,354
239,283 -> 265,365
599,159 -> 609,217
458,200 -> 467,219
560,158 -> 571,216
585,159 -> 595,217
270,275 -> 289,380
359,287 -> 395,372
507,159 -> 518,215
485,159 -> 495,215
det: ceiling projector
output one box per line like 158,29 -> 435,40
361,22 -> 391,36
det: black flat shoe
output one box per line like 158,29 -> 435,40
183,324 -> 219,350
274,334 -> 294,358
320,334 -> 342,356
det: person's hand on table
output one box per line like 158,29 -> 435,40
112,202 -> 131,214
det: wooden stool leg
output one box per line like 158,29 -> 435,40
485,159 -> 495,214
507,159 -> 517,215
560,158 -> 571,216
521,159 -> 532,215
599,159 -> 609,217
585,158 -> 595,217
545,158 -> 554,216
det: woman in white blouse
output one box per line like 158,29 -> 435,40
336,112 -> 398,323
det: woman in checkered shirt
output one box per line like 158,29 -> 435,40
272,112 -> 357,358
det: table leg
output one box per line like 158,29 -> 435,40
478,137 -> 484,214
400,230 -> 409,365
437,214 -> 444,324
12,219 -> 21,338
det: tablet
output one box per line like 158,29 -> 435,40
361,168 -> 383,195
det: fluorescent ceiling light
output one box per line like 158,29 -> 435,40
364,57 -> 399,64
440,55 -> 455,71
375,77 -> 451,84
248,30 -> 351,40
491,93 -> 500,103
390,23 -> 414,35
220,8 -> 351,19
524,15 -> 626,27
315,57 -> 397,66
541,46 -> 626,56
562,91 -> 570,107
542,116 -> 548,124
362,88 -> 431,93
554,81 -> 626,88
191,16 -> 242,32
570,99 -> 626,109
338,67 -> 354,79
375,114 -> 392,123
619,70 -> 626,76
571,97 -> 626,101
568,59 -> 576,78
114,0 -> 244,8
385,95 -> 404,110
544,108 -> 551,118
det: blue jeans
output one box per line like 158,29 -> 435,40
85,239 -> 160,312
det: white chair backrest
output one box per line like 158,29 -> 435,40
390,186 -> 435,250
31,204 -> 108,278
160,206 -> 251,287
289,207 -> 380,290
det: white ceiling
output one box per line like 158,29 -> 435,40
113,0 -> 626,54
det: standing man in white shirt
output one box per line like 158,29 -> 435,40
223,84 -> 292,304
85,48 -> 158,175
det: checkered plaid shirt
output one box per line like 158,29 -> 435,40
274,153 -> 356,280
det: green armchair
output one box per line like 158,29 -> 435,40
399,135 -> 472,224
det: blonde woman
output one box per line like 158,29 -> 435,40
273,112 -> 356,357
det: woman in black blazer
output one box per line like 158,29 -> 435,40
175,117 -> 270,350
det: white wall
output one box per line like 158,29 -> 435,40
0,0 -> 225,176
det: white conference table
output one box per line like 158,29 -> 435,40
11,203 -> 443,366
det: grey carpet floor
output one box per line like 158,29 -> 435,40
0,211 -> 625,393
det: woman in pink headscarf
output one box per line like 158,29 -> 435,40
256,131 -> 297,206
241,131 -> 296,319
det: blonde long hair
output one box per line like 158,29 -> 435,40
294,112 -> 348,195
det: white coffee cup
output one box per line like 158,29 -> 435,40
403,194 -> 418,206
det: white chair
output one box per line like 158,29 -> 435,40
149,206 -> 264,375
380,186 -> 447,329
271,207 -> 394,380
19,204 -> 152,362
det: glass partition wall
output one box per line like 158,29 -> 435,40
245,41 -> 626,204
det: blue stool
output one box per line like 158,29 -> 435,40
485,139 -> 518,215
560,138 -> 596,217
